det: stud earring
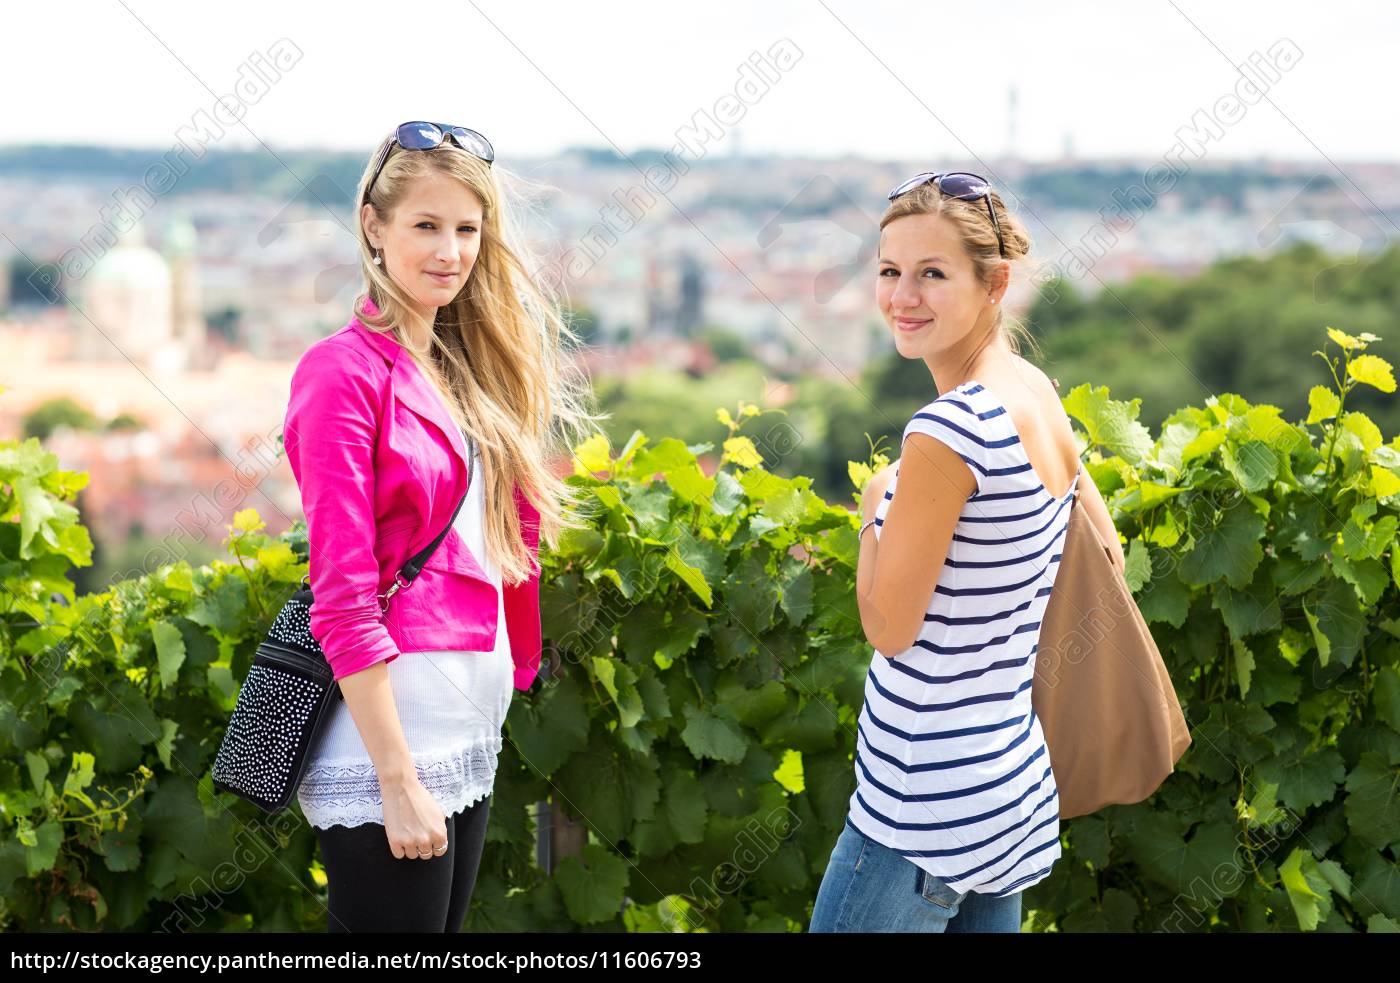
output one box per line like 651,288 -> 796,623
990,298 -> 997,304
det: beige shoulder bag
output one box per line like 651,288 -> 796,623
1033,482 -> 1192,820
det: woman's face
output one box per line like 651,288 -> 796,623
362,168 -> 485,321
877,212 -> 995,360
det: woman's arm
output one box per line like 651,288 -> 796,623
334,664 -> 412,784
283,342 -> 401,679
335,664 -> 447,861
283,341 -> 445,859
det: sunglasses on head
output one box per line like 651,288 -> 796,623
887,171 -> 1006,259
363,121 -> 495,205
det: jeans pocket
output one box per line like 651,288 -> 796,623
917,869 -> 967,911
852,834 -> 871,873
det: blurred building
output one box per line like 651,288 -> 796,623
74,216 -> 210,374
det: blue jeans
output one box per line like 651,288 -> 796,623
808,820 -> 1023,933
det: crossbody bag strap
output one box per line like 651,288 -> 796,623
378,433 -> 476,610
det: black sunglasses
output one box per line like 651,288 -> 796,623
887,171 -> 1006,259
363,121 -> 495,205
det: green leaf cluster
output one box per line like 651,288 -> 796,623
2,328 -> 1398,932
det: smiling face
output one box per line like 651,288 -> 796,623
877,212 -> 997,363
362,167 -> 485,324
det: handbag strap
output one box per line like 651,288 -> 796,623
378,433 -> 476,607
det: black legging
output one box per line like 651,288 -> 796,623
313,797 -> 491,932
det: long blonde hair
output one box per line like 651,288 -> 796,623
354,131 -> 607,585
879,179 -> 1044,362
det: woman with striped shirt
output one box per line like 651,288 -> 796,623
809,172 -> 1126,933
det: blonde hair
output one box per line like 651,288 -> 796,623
354,132 -> 607,586
879,179 -> 1044,361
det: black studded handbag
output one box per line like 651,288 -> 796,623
211,436 -> 475,815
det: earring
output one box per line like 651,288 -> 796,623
372,249 -> 382,266
990,298 -> 997,304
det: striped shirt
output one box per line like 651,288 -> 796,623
847,379 -> 1082,898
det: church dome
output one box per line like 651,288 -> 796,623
82,220 -> 174,361
88,222 -> 172,294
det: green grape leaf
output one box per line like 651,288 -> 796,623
1259,746 -> 1345,813
655,607 -> 709,664
61,751 -> 95,803
592,656 -> 644,729
1213,580 -> 1282,639
1374,666 -> 1400,732
151,621 -> 186,691
1352,851 -> 1400,920
1061,886 -> 1140,932
506,675 -> 590,777
1280,847 -> 1332,931
1306,384 -> 1340,425
778,560 -> 814,626
1248,647 -> 1302,708
664,551 -> 712,607
187,575 -> 249,635
722,551 -> 781,635
1070,815 -> 1112,869
1179,502 -> 1265,588
1222,440 -> 1278,493
1330,552 -> 1389,608
1348,354 -> 1397,393
726,680 -> 788,729
24,820 -> 63,877
23,751 -> 48,796
773,748 -> 804,794
97,825 -> 142,873
759,697 -> 839,753
553,843 -> 629,925
1344,751 -> 1400,851
1121,814 -> 1241,900
711,468 -> 746,516
680,705 -> 749,764
1232,638 -> 1254,698
1062,384 -> 1155,465
662,766 -> 708,844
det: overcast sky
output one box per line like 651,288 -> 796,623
5,0 -> 1394,164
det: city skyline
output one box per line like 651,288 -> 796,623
4,1 -> 1397,163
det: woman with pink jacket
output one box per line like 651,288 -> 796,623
281,122 -> 601,932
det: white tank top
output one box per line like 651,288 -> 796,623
296,437 -> 514,829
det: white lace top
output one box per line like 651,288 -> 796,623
296,438 -> 513,829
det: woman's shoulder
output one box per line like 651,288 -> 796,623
287,327 -> 392,417
905,384 -> 984,439
1013,363 -> 1074,434
980,361 -> 1067,425
985,362 -> 1079,470
293,322 -> 385,379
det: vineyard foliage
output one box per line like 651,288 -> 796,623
0,330 -> 1397,932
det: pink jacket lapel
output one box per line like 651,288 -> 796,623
349,299 -> 471,479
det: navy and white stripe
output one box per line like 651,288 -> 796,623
848,380 -> 1081,898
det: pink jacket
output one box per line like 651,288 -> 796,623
282,297 -> 542,690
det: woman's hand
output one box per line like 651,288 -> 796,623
380,772 -> 450,861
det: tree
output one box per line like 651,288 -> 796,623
23,398 -> 100,441
696,326 -> 750,364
